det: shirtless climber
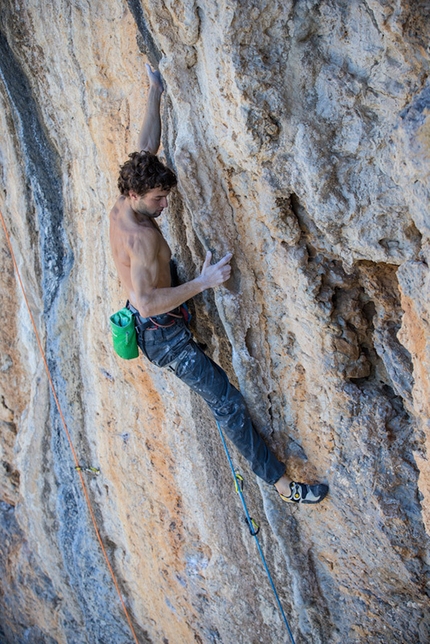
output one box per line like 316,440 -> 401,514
109,64 -> 328,504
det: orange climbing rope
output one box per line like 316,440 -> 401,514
0,208 -> 140,644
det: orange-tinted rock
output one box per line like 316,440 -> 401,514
0,1 -> 429,643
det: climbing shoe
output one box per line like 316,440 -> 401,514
278,481 -> 328,504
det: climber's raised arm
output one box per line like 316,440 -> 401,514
137,64 -> 164,154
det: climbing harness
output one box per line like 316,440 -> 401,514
148,308 -> 183,328
125,301 -> 189,332
0,209 -> 140,644
216,420 -> 297,644
125,300 -> 192,365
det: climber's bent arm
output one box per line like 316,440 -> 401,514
129,235 -> 233,317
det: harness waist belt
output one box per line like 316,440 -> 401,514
126,301 -> 183,330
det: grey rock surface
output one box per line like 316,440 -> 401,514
0,1 -> 429,643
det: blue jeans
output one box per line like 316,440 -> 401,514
133,309 -> 286,485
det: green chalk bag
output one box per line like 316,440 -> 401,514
109,308 -> 139,360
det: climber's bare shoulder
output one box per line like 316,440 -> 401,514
110,196 -> 163,261
109,196 -> 170,294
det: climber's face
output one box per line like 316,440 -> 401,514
129,188 -> 170,219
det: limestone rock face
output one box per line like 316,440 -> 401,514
1,1 -> 429,643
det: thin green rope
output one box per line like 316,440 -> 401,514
215,421 -> 296,644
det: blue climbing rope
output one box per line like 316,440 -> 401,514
215,421 -> 297,644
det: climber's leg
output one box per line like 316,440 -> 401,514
140,319 -> 285,484
171,339 -> 287,485
172,344 -> 328,502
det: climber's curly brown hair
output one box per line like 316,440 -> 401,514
117,151 -> 177,196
